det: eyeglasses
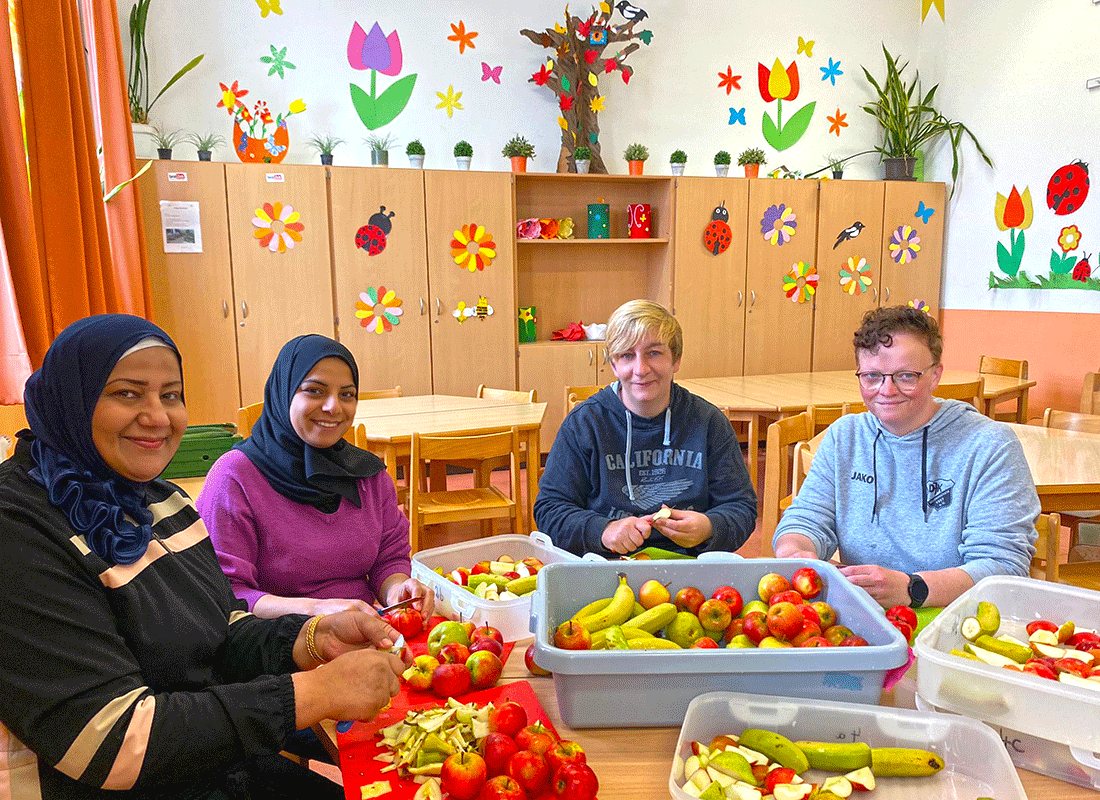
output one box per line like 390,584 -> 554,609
855,364 -> 938,391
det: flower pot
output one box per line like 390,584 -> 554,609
197,150 -> 212,162
233,121 -> 289,164
320,154 -> 334,166
131,123 -> 157,160
408,154 -> 425,168
575,159 -> 591,174
628,159 -> 645,175
157,148 -> 173,160
670,163 -> 685,176
742,163 -> 759,178
714,164 -> 730,177
455,156 -> 472,170
832,170 -> 844,179
883,156 -> 916,181
510,156 -> 528,173
370,150 -> 389,166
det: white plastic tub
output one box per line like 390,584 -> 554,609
670,691 -> 1027,800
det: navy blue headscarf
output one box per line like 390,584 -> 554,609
22,314 -> 183,566
236,334 -> 384,513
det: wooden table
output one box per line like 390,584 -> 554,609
319,642 -> 1090,800
1007,422 -> 1100,512
353,395 -> 547,533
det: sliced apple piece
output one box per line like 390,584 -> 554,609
672,754 -> 685,782
728,784 -> 764,800
820,775 -> 853,798
690,742 -> 711,758
709,734 -> 740,751
737,746 -> 769,766
685,754 -> 704,778
844,766 -> 876,791
705,767 -> 735,788
681,779 -> 704,798
698,782 -> 725,800
690,766 -> 713,790
1031,641 -> 1068,659
1029,628 -> 1060,645
1058,620 -> 1075,643
1058,672 -> 1100,692
1061,648 -> 1095,665
773,783 -> 814,800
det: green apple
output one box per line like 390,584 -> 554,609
428,620 -> 471,657
742,600 -> 769,617
665,611 -> 705,648
725,634 -> 755,649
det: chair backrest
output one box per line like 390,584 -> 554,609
236,402 -> 263,437
1031,512 -> 1063,582
565,385 -> 601,414
359,386 -> 401,400
934,377 -> 984,410
979,355 -> 1028,380
761,412 -> 813,556
477,385 -> 537,403
1082,372 -> 1100,415
1042,408 -> 1100,435
792,428 -> 828,496
806,401 -> 866,435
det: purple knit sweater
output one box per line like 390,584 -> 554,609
196,449 -> 412,611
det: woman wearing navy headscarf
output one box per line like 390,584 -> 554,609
0,315 -> 409,800
198,334 -> 434,622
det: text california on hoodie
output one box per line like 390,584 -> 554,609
773,399 -> 1040,582
534,382 -> 757,557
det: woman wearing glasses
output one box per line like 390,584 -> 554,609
773,306 -> 1039,610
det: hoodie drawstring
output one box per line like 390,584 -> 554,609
921,426 -> 929,520
870,429 -> 882,522
663,407 -> 671,447
624,409 -> 634,502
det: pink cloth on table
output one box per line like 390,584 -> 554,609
883,645 -> 916,690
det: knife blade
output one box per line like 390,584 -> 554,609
376,595 -> 424,616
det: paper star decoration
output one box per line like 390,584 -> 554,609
260,45 -> 296,79
922,0 -> 945,21
718,66 -> 741,95
436,85 -> 464,117
447,20 -> 478,54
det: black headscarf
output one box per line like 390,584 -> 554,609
22,314 -> 183,566
236,335 -> 384,513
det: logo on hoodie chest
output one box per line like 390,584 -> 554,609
850,471 -> 874,484
927,479 -> 954,509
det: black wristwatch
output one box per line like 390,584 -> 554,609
907,573 -> 929,609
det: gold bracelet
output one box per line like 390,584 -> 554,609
305,615 -> 328,665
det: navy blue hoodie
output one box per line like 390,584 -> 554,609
534,382 -> 757,556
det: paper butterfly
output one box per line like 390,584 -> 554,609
915,201 -> 935,224
728,107 -> 746,126
797,36 -> 814,57
481,63 -> 502,84
253,0 -> 282,17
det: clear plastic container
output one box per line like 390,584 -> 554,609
410,531 -> 582,642
531,559 -> 908,728
671,691 -> 1027,800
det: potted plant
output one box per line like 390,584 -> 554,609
861,44 -> 992,185
365,132 -> 398,167
406,139 -> 426,168
502,135 -> 536,173
713,150 -> 732,178
185,132 -> 225,162
624,143 -> 649,175
573,145 -> 592,174
827,155 -> 848,179
150,126 -> 183,159
737,148 -> 766,178
670,149 -> 687,176
305,134 -> 345,165
454,140 -> 473,170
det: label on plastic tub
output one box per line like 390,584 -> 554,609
823,673 -> 864,692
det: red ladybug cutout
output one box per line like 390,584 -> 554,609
355,205 -> 395,255
1047,161 -> 1090,215
1073,252 -> 1092,282
703,202 -> 732,255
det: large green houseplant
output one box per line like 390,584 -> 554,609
861,45 -> 991,186
127,0 -> 204,124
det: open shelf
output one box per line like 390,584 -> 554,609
516,237 -> 670,245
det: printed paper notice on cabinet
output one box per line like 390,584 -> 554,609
159,201 -> 203,253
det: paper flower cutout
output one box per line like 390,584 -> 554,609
783,261 -> 818,304
538,218 -> 560,239
718,66 -> 741,94
252,202 -> 304,253
557,217 -> 575,239
451,223 -> 496,272
889,225 -> 922,265
839,257 -> 872,295
447,20 -> 478,54
908,299 -> 931,314
355,286 -> 403,334
260,45 -> 296,79
1059,224 -> 1082,253
453,301 -> 470,323
820,57 -> 843,85
516,218 -> 541,239
436,85 -> 464,117
348,22 -> 403,74
761,203 -> 797,246
995,185 -> 1033,231
218,81 -> 249,115
827,108 -> 847,137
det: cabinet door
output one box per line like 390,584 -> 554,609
880,182 -> 946,314
518,342 -> 600,453
743,180 -> 819,374
225,164 -> 335,405
595,343 -> 615,385
138,161 -> 241,424
424,171 -> 516,395
330,167 -> 433,396
672,177 -> 749,377
812,180 -> 885,372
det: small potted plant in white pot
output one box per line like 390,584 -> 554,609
406,139 -> 425,168
713,150 -> 732,177
624,142 -> 649,175
502,134 -> 536,173
365,132 -> 397,166
454,140 -> 473,170
185,132 -> 225,162
737,147 -> 766,178
305,134 -> 345,165
150,126 -> 183,160
573,145 -> 591,174
670,149 -> 687,176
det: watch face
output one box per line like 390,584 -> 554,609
909,574 -> 929,607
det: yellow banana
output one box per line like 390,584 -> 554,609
622,626 -> 654,640
632,601 -> 646,618
591,625 -> 653,649
737,730 -> 810,773
627,637 -> 682,649
793,741 -> 871,772
870,747 -> 945,777
571,596 -> 611,620
573,573 -> 634,633
603,625 -> 630,650
623,602 -> 677,634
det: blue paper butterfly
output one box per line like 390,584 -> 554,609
728,107 -> 746,126
481,62 -> 502,84
915,201 -> 935,224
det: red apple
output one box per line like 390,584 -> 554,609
481,732 -> 520,776
467,650 -> 504,690
768,589 -> 805,607
823,624 -> 854,645
711,586 -> 743,617
516,722 -> 557,754
799,636 -> 832,647
439,642 -> 471,665
764,766 -> 798,794
889,617 -> 914,644
524,642 -> 551,677
751,763 -> 769,784
502,571 -> 521,581
473,624 -> 505,646
545,740 -> 586,773
471,560 -> 492,575
697,599 -> 733,632
757,572 -> 791,604
723,617 -> 745,642
1026,619 -> 1059,637
674,586 -> 705,615
478,774 -> 526,800
839,634 -> 869,647
791,566 -> 824,599
742,610 -> 770,645
692,636 -> 720,648
886,605 -> 918,631
441,751 -> 488,800
551,762 -> 599,800
470,637 -> 505,658
638,579 -> 672,609
1068,632 -> 1100,650
449,567 -> 472,585
790,622 -> 823,647
811,601 -> 838,629
1054,657 -> 1093,678
386,607 -> 424,639
460,621 -> 478,640
521,556 -> 545,574
432,662 -> 473,697
508,749 -> 550,795
554,620 -> 592,650
489,701 -> 528,738
401,654 -> 440,692
766,601 -> 804,641
798,604 -> 822,628
1021,659 -> 1058,680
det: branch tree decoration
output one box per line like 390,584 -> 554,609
521,2 -> 654,174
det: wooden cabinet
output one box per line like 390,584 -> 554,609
880,181 -> 945,314
330,166 -> 433,395
518,341 -> 610,452
743,179 -> 820,375
672,177 -> 750,378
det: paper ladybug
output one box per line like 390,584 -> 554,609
1073,252 -> 1092,282
1047,161 -> 1090,216
355,206 -> 396,255
702,202 -> 732,255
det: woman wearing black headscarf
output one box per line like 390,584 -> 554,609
0,315 -> 409,799
198,334 -> 434,622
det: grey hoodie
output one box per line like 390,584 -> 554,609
773,399 -> 1039,582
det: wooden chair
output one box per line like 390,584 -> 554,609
477,385 -> 536,404
760,412 -> 813,556
408,426 -> 523,553
565,385 -> 602,414
1082,372 -> 1100,415
0,404 -> 28,462
979,356 -> 1028,422
1031,512 -> 1100,591
934,377 -> 984,410
468,386 -> 538,482
1041,409 -> 1100,550
359,386 -> 401,400
806,401 -> 865,435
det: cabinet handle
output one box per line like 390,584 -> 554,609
872,287 -> 879,302
222,300 -> 228,318
750,290 -> 756,308
420,297 -> 425,315
240,301 -> 248,319
436,298 -> 441,316
737,291 -> 743,307
603,350 -> 609,365
589,349 -> 594,366
885,287 -> 891,302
